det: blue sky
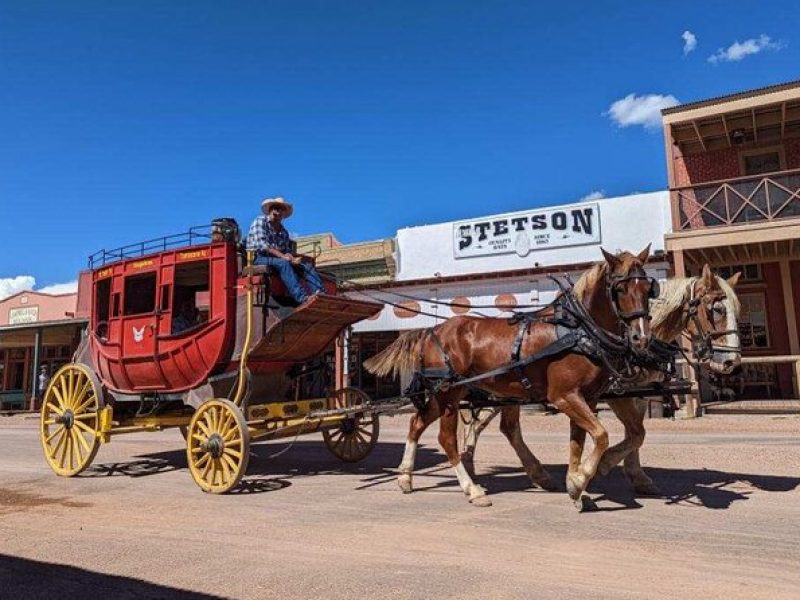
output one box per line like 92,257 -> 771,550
1,1 -> 798,295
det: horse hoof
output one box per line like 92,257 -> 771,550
469,493 -> 492,507
565,473 -> 585,500
574,495 -> 597,513
398,474 -> 413,494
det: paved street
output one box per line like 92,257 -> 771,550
2,412 -> 799,599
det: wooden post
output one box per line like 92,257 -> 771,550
780,259 -> 800,398
29,329 -> 43,411
334,331 -> 345,390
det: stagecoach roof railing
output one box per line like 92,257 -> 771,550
88,224 -> 214,269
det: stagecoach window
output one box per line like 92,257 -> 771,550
123,272 -> 157,316
172,261 -> 210,332
95,278 -> 111,324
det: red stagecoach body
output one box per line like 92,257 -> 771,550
77,223 -> 379,398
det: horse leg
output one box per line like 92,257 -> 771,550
398,397 -> 440,494
553,393 -> 609,512
459,407 -> 500,478
438,391 -> 491,507
499,406 -> 557,491
598,398 -> 659,495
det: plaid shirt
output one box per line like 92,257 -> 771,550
246,215 -> 292,254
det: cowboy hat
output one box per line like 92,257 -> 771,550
261,197 -> 294,218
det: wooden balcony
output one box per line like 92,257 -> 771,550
673,168 -> 800,231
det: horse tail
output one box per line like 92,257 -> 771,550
363,329 -> 429,378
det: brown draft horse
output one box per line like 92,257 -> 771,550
460,264 -> 742,496
364,247 -> 656,510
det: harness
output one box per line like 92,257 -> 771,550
404,274 -> 650,409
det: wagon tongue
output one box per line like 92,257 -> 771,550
248,295 -> 382,363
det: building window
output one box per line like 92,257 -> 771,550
737,292 -> 770,349
716,264 -> 761,283
739,147 -> 785,176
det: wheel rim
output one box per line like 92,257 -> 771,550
40,364 -> 100,477
186,399 -> 250,494
323,388 -> 379,463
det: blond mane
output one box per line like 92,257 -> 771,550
573,262 -> 608,302
650,275 -> 741,341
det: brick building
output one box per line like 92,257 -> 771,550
662,80 -> 800,405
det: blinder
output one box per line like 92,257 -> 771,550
608,272 -> 660,322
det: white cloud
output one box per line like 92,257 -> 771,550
0,276 -> 79,301
605,93 -> 680,130
580,190 -> 605,202
0,276 -> 35,301
682,30 -> 697,55
38,281 -> 79,295
708,34 -> 783,64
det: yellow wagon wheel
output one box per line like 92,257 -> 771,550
186,399 -> 250,494
322,387 -> 379,463
40,364 -> 101,477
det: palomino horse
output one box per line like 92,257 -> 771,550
460,264 -> 741,496
364,247 -> 657,510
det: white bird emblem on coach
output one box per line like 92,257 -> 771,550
132,326 -> 145,343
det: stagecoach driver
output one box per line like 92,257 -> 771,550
246,197 -> 325,304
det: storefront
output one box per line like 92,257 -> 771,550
347,192 -> 673,395
0,291 -> 86,410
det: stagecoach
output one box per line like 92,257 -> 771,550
39,219 -> 385,493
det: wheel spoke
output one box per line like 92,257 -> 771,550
73,395 -> 97,415
219,456 -> 232,483
45,425 -> 66,447
195,419 -> 210,437
201,455 -> 213,482
43,418 -> 57,426
51,384 -> 67,410
71,429 -> 85,462
191,433 -> 207,444
74,428 -> 92,454
73,412 -> 97,422
73,379 -> 91,408
194,452 -> 210,469
223,447 -> 242,460
46,402 -> 64,417
73,420 -> 95,436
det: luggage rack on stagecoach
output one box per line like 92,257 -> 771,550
88,224 -> 217,268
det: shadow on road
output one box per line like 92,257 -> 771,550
0,554 -> 222,599
80,439 -> 800,510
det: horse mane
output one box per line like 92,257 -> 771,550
650,277 -> 696,341
650,275 -> 741,341
573,262 -> 608,302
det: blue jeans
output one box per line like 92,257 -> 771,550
254,255 -> 325,303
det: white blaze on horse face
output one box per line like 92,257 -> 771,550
710,297 -> 740,373
398,440 -> 417,474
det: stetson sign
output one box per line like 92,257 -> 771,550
453,202 -> 601,259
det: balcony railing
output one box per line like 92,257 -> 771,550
673,168 -> 800,231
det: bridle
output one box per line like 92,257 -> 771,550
683,280 -> 741,362
607,268 -> 660,324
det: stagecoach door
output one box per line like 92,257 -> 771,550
119,271 -> 162,385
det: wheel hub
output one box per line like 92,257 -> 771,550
57,410 -> 75,429
341,417 -> 356,435
203,433 -> 224,458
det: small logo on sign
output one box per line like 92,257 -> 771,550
133,326 -> 145,342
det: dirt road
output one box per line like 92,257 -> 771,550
2,412 -> 799,599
